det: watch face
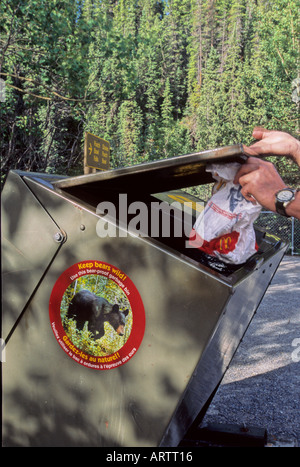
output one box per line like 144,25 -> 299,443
277,189 -> 294,202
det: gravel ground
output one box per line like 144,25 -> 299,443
201,255 -> 300,447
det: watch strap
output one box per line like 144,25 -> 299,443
275,201 -> 288,217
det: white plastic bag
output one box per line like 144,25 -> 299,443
189,162 -> 262,264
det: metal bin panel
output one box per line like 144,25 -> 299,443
1,147 -> 288,447
2,184 -> 233,446
1,171 -> 63,340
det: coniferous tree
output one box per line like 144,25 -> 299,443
1,0 -> 299,186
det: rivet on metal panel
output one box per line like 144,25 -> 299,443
53,231 -> 67,243
80,224 -> 86,231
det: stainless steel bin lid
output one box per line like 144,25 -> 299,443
53,144 -> 247,195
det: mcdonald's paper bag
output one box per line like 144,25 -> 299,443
189,162 -> 262,264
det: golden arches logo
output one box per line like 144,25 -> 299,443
219,235 -> 232,252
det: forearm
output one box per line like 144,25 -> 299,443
285,191 -> 300,219
292,146 -> 300,167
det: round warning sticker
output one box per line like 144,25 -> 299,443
49,260 -> 145,370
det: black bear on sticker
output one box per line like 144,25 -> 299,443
67,289 -> 129,338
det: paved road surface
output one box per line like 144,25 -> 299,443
201,256 -> 300,447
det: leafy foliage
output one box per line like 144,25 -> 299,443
1,0 -> 299,188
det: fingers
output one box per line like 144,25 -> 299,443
238,185 -> 257,203
240,189 -> 257,204
234,157 -> 286,211
235,163 -> 260,203
252,127 -> 271,140
233,157 -> 263,184
244,127 -> 300,163
244,127 -> 286,158
234,160 -> 261,203
243,141 -> 274,157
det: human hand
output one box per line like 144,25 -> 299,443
243,127 -> 300,166
234,157 -> 286,210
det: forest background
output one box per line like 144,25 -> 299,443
1,0 -> 299,190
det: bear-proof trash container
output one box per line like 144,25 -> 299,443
1,145 -> 287,447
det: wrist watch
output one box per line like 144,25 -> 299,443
275,188 -> 296,217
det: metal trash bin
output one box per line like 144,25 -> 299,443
1,145 -> 287,447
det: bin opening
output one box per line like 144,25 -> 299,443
147,190 -> 271,278
62,183 -> 274,280
149,189 -> 273,277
